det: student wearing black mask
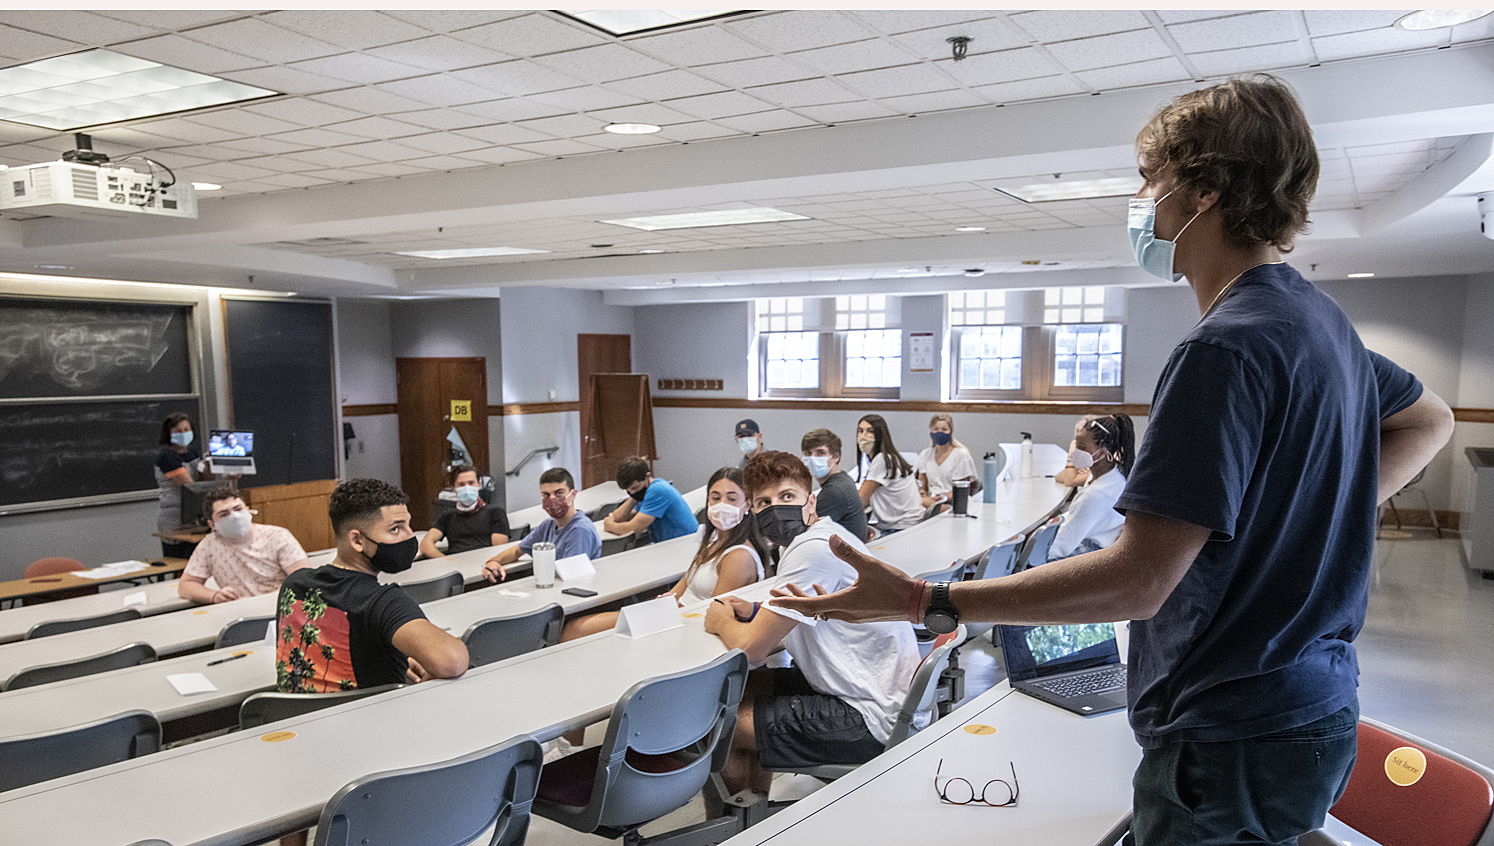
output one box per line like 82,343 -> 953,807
275,478 -> 468,695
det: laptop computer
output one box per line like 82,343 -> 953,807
997,622 -> 1127,716
207,429 -> 257,475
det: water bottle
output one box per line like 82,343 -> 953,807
952,480 -> 970,516
1020,432 -> 1034,479
533,541 -> 556,589
983,452 -> 1000,503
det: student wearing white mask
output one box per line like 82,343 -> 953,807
178,486 -> 311,604
801,428 -> 869,542
1048,414 -> 1135,561
735,418 -> 764,468
420,464 -> 510,559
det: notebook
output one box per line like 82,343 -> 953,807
997,622 -> 1127,716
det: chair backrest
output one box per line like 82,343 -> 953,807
3,642 -> 157,691
913,561 -> 965,584
24,557 -> 84,578
25,607 -> 142,639
313,735 -> 543,846
509,523 -> 532,543
920,501 -> 946,522
972,536 -> 1024,581
588,500 -> 623,522
1015,518 -> 1061,571
576,650 -> 749,832
239,683 -> 405,730
887,626 -> 966,748
216,614 -> 276,650
400,570 -> 464,605
463,604 -> 565,668
1328,718 -> 1494,846
0,709 -> 160,792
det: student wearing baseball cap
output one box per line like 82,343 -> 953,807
734,418 -> 763,469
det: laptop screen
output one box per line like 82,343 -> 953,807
999,623 -> 1118,683
207,430 -> 254,457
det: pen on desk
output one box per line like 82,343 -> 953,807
207,653 -> 249,666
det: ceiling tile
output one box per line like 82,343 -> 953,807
280,147 -> 380,169
513,113 -> 609,138
185,18 -> 344,64
1312,27 -> 1446,61
95,10 -> 244,30
1167,12 -> 1299,52
288,53 -> 428,85
129,117 -> 242,145
1006,10 -> 1152,42
382,131 -> 489,155
662,90 -> 778,120
449,61 -> 586,97
310,86 -> 433,114
241,97 -> 366,127
190,108 -> 303,136
837,64 -> 956,99
788,40 -> 922,75
452,146 -> 544,165
1190,42 -> 1308,77
453,123 -> 556,145
108,34 -> 261,73
190,160 -> 281,180
1154,10 -> 1253,24
603,69 -> 729,101
375,74 -> 498,107
629,26 -> 765,66
695,56 -> 819,89
365,35 -> 513,72
936,47 -> 1062,86
747,78 -> 859,108
214,136 -> 316,156
1045,30 -> 1174,72
534,43 -> 675,84
255,172 -> 338,189
849,10 -> 994,35
382,10 -> 530,33
164,143 -> 250,162
326,116 -> 426,139
219,66 -> 346,96
970,75 -> 1087,104
335,139 -> 431,161
386,108 -> 486,130
0,25 -> 84,63
1076,57 -> 1191,90
454,98 -> 569,123
587,102 -> 698,126
510,137 -> 606,157
260,10 -> 433,50
1302,10 -> 1409,37
654,121 -> 743,142
264,127 -> 371,147
1451,16 -> 1494,43
454,13 -> 608,57
887,18 -> 1031,60
574,131 -> 673,150
714,110 -> 819,133
726,11 -> 872,53
877,88 -> 991,113
793,100 -> 900,123
524,85 -> 645,112
0,11 -> 159,45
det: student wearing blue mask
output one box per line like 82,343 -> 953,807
419,465 -> 510,559
801,428 -> 869,542
915,412 -> 979,511
735,418 -> 763,468
604,455 -> 698,543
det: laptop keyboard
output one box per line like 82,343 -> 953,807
1031,666 -> 1126,698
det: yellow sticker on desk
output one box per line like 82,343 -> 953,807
963,724 -> 998,736
261,731 -> 296,743
1385,746 -> 1427,787
232,651 -> 253,657
192,610 -> 209,615
681,612 -> 702,618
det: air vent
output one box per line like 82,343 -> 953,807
31,168 -> 52,200
69,166 -> 98,201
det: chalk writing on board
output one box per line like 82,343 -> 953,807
0,308 -> 175,392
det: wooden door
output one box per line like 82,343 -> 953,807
578,334 -> 632,487
584,374 -> 658,489
395,358 -> 488,529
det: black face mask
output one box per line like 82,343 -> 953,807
363,534 -> 418,574
757,503 -> 808,548
629,481 -> 650,502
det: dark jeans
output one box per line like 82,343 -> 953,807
1125,702 -> 1359,846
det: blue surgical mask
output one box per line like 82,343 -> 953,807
802,455 -> 831,479
170,431 -> 193,447
1128,192 -> 1199,282
930,432 -> 952,447
737,436 -> 758,454
455,485 -> 481,507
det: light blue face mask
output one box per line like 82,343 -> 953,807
170,430 -> 193,447
802,455 -> 831,479
1128,192 -> 1200,283
455,485 -> 481,507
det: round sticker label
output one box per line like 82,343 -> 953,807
1385,746 -> 1427,787
963,724 -> 998,736
261,731 -> 297,743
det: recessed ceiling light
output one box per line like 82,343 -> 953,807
1347,272 -> 1376,278
604,122 -> 662,135
964,268 -> 986,278
601,207 -> 812,231
1395,10 -> 1493,30
995,177 -> 1145,203
0,49 -> 275,131
393,247 -> 550,259
639,249 -> 665,254
955,226 -> 986,232
558,9 -> 745,36
191,182 -> 222,191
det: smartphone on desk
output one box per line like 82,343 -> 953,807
562,587 -> 598,597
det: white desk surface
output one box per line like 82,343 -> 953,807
722,681 -> 1141,846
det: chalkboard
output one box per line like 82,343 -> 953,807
224,299 -> 336,486
0,298 -> 193,399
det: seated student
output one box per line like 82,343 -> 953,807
705,451 -> 922,796
853,414 -> 923,535
735,418 -> 764,468
915,413 -> 980,509
419,464 -> 510,559
179,486 -> 311,604
604,456 -> 698,544
483,467 -> 601,583
1048,413 -> 1135,561
276,478 -> 469,693
800,428 -> 869,542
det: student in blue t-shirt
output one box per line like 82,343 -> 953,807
482,467 -> 600,583
604,456 -> 698,544
771,76 -> 1455,846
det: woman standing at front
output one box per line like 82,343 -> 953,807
155,412 -> 204,559
854,414 -> 923,535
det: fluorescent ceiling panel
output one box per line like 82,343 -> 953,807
601,207 -> 812,230
558,10 -> 744,35
394,247 -> 550,259
996,177 -> 1145,203
0,49 -> 276,130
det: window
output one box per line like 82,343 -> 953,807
1054,324 -> 1123,388
763,331 -> 820,391
1044,286 -> 1106,324
951,287 -> 1124,401
757,296 -> 901,398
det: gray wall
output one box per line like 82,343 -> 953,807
1453,272 -> 1494,517
336,298 -> 400,486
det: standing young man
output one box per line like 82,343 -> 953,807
179,486 -> 311,604
800,428 -> 869,542
772,76 -> 1454,845
483,467 -> 601,583
604,455 -> 698,544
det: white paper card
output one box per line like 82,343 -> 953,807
615,595 -> 685,639
74,560 -> 150,580
498,588 -> 533,599
121,591 -> 148,607
167,673 -> 219,695
264,621 -> 276,644
553,553 -> 596,582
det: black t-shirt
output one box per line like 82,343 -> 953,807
434,504 -> 511,555
275,565 -> 426,693
816,471 -> 869,541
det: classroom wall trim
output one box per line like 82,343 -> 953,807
342,403 -> 396,416
494,401 -> 581,416
1454,408 -> 1494,424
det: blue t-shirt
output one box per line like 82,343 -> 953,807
637,479 -> 698,543
1116,262 -> 1422,748
518,513 -> 602,561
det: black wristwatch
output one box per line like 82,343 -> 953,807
923,582 -> 959,635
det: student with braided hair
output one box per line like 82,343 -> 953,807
1048,413 -> 1135,561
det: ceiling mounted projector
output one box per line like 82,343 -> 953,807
0,133 -> 197,220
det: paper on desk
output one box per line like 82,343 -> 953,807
167,673 -> 219,695
615,595 -> 684,639
554,553 -> 595,581
73,560 -> 150,579
121,591 -> 148,607
498,588 -> 533,599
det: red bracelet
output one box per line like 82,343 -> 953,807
907,579 -> 929,624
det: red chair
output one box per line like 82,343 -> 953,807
21,557 -> 96,606
1301,717 -> 1494,846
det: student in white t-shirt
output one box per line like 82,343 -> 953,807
1049,413 -> 1136,561
705,451 -> 922,797
853,414 -> 924,534
915,412 -> 980,510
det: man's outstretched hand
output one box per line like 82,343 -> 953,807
768,534 -> 924,624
